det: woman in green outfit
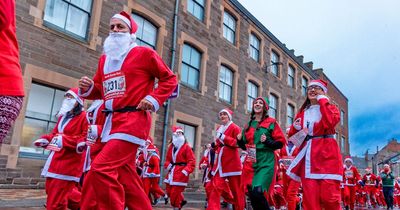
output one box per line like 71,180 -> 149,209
237,97 -> 286,210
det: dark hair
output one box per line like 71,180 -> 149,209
70,103 -> 83,116
300,98 -> 311,112
245,105 -> 269,132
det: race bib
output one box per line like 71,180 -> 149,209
280,156 -> 294,168
345,170 -> 354,178
288,128 -> 308,147
103,71 -> 126,100
248,146 -> 256,162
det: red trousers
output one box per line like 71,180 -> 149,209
301,178 -> 341,210
166,184 -> 186,208
45,178 -> 77,210
343,185 -> 356,210
283,178 -> 300,210
82,140 -> 151,210
365,186 -> 377,205
205,173 -> 234,210
149,178 -> 165,198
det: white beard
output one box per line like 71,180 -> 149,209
56,98 -> 76,118
172,135 -> 185,148
103,32 -> 134,60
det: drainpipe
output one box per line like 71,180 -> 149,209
159,0 -> 180,185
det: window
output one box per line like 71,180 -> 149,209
341,110 -> 345,126
132,14 -> 158,49
269,94 -> 278,118
181,44 -> 201,90
219,65 -> 233,103
249,33 -> 260,62
301,76 -> 308,96
223,11 -> 236,44
270,51 -> 280,76
44,0 -> 92,39
187,0 -> 205,21
176,122 -> 196,149
287,104 -> 294,126
21,83 -> 66,155
247,82 -> 258,112
341,136 -> 346,152
288,65 -> 295,88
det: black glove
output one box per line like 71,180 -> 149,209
262,139 -> 283,150
237,138 -> 247,150
211,142 -> 216,148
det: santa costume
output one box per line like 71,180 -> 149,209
78,11 -> 177,210
362,167 -> 379,207
206,108 -> 244,210
342,156 -> 362,210
286,80 -> 342,210
164,126 -> 196,209
34,88 -> 87,210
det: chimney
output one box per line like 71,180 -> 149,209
304,61 -> 313,70
289,49 -> 295,55
296,55 -> 304,63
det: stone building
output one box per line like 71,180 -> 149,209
0,0 -> 349,181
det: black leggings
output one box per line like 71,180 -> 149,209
383,187 -> 394,209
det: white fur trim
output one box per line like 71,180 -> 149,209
41,152 -> 80,182
167,163 -> 173,171
182,170 -> 188,176
112,14 -> 131,29
144,95 -> 160,112
344,158 -> 353,164
78,84 -> 94,97
101,133 -> 146,146
308,81 -> 327,93
219,109 -> 232,120
316,95 -> 329,101
66,90 -> 83,105
33,138 -> 49,147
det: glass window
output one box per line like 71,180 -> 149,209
219,65 -> 233,103
247,82 -> 258,112
301,76 -> 308,96
223,11 -> 236,44
187,0 -> 205,21
21,83 -> 66,155
132,14 -> 158,49
269,94 -> 278,119
249,33 -> 260,62
44,0 -> 92,39
176,122 -> 196,149
341,136 -> 346,152
287,104 -> 294,126
181,44 -> 201,90
341,110 -> 345,126
288,65 -> 295,88
270,51 -> 280,76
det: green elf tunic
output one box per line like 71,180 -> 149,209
239,117 -> 286,192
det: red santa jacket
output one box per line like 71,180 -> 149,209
142,151 -> 161,178
0,0 -> 24,96
211,122 -> 242,177
82,101 -> 106,172
363,173 -> 379,186
164,143 -> 196,186
287,95 -> 341,182
343,165 -> 361,186
41,112 -> 87,182
80,46 -> 177,146
279,144 -> 299,171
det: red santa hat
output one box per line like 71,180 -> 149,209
344,156 -> 353,164
219,108 -> 233,121
66,88 -> 84,106
308,79 -> 328,93
147,142 -> 157,152
254,97 -> 269,110
365,167 -> 372,173
172,126 -> 184,134
111,11 -> 138,34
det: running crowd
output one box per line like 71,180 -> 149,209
1,2 -> 398,210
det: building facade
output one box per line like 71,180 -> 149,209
1,0 -> 349,179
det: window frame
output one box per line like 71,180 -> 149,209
270,50 -> 280,76
187,0 -> 205,21
249,33 -> 260,62
219,65 -> 234,104
269,93 -> 278,119
176,122 -> 197,149
301,76 -> 308,96
132,13 -> 158,49
340,110 -> 345,126
222,10 -> 236,44
287,104 -> 295,126
288,64 -> 295,88
247,81 -> 258,112
180,43 -> 202,90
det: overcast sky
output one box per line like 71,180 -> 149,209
238,0 -> 400,156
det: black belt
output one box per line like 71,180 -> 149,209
172,162 -> 187,166
102,106 -> 140,114
305,134 -> 335,141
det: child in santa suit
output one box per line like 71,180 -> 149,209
286,80 -> 342,210
271,169 -> 287,209
78,10 -> 177,210
279,129 -> 300,210
206,108 -> 244,210
362,167 -> 379,208
164,126 -> 196,210
33,88 -> 87,210
342,156 -> 363,210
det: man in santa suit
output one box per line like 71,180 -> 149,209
279,131 -> 300,210
363,167 -> 379,208
164,126 -> 196,210
205,108 -> 243,210
33,88 -> 87,210
286,80 -> 342,210
342,156 -> 363,210
78,10 -> 177,210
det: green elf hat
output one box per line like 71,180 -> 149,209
254,97 -> 269,110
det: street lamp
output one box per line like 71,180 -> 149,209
264,61 -> 283,73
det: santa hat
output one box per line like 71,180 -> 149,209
365,167 -> 372,173
219,108 -> 233,121
147,143 -> 157,152
344,156 -> 353,164
254,97 -> 269,110
111,11 -> 138,34
172,126 -> 184,134
308,79 -> 328,93
66,88 -> 84,106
